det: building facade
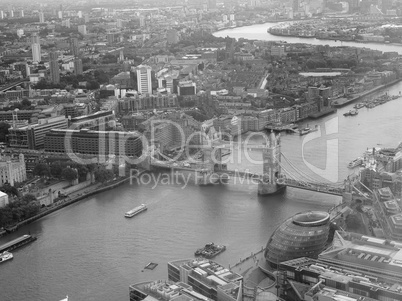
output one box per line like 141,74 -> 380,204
168,258 -> 242,301
49,51 -> 60,84
44,129 -> 143,157
134,65 -> 153,94
31,33 -> 41,62
0,154 -> 26,186
8,116 -> 68,149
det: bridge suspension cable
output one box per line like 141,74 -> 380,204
280,152 -> 327,183
280,152 -> 344,187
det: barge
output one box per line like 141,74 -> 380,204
0,234 -> 37,253
195,243 -> 226,259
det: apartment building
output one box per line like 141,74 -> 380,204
8,116 -> 68,149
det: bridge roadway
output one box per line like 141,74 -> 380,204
283,178 -> 344,196
150,162 -> 344,196
217,170 -> 344,196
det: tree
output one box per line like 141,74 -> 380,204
0,122 -> 10,142
94,166 -> 114,183
50,161 -> 63,178
1,183 -> 19,197
21,194 -> 37,203
0,208 -> 13,227
33,163 -> 50,178
345,213 -> 364,232
21,98 -> 31,108
61,167 -> 78,184
86,80 -> 100,90
74,164 -> 88,182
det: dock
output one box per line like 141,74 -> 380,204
0,234 -> 37,253
332,79 -> 402,108
265,123 -> 299,133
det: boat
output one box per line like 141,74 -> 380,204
0,251 -> 13,263
344,109 -> 358,116
348,157 -> 363,169
195,242 -> 226,259
353,103 -> 364,109
125,204 -> 147,218
299,125 -> 318,136
299,127 -> 311,135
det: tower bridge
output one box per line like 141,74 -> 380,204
148,132 -> 350,196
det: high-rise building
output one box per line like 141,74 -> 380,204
20,10 -> 24,18
116,19 -> 122,28
39,12 -> 45,23
84,14 -> 89,23
74,58 -> 83,75
58,11 -> 62,19
70,37 -> 79,57
49,51 -> 60,84
9,10 -> 14,18
77,11 -> 82,18
0,11 -> 4,19
134,65 -> 152,94
78,25 -> 87,35
107,33 -> 115,44
31,33 -> 41,62
293,0 -> 299,12
139,15 -> 145,27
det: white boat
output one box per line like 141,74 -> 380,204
299,125 -> 318,136
299,127 -> 311,135
344,109 -> 358,116
125,204 -> 147,218
0,251 -> 13,263
348,157 -> 363,169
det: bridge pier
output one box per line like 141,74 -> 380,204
258,182 -> 286,196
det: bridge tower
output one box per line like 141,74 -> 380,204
258,132 -> 286,195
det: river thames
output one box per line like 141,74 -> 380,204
1,25 -> 402,301
214,22 -> 402,54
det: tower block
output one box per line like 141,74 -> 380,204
258,132 -> 286,195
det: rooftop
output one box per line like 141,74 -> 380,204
130,280 -> 212,301
168,258 -> 242,289
292,211 -> 330,227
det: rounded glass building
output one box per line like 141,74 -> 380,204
264,211 -> 330,268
